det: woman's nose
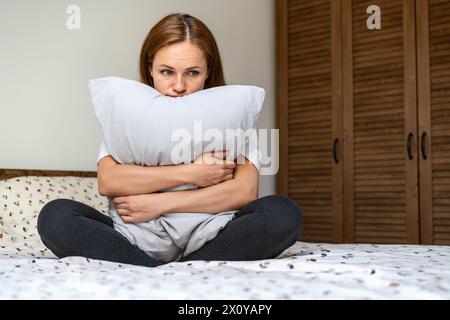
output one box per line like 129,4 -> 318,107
172,75 -> 187,95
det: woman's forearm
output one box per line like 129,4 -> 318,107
160,159 -> 259,214
98,156 -> 190,196
161,178 -> 252,213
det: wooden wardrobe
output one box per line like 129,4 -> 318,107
276,0 -> 450,244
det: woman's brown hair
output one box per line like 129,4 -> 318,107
139,13 -> 226,89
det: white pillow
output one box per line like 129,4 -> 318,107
89,76 -> 265,170
88,76 -> 265,263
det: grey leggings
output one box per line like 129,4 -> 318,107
37,195 -> 302,267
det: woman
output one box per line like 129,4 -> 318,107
37,13 -> 302,267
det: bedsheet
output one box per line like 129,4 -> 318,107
1,241 -> 449,299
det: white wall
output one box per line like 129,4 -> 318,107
0,0 -> 276,197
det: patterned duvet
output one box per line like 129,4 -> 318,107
1,241 -> 449,299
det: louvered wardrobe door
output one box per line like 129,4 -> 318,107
417,0 -> 450,244
277,0 -> 343,242
342,0 -> 420,243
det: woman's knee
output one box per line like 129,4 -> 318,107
260,195 -> 303,237
37,198 -> 74,238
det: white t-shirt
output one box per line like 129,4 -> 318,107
96,139 -> 110,164
97,138 -> 261,173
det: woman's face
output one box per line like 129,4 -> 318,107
150,41 -> 209,97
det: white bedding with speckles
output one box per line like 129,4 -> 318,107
1,241 -> 449,300
1,176 -> 449,299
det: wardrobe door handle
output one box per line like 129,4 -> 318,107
407,132 -> 414,160
333,138 -> 339,164
421,132 -> 428,160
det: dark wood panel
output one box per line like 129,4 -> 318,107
417,0 -> 450,245
280,0 -> 343,243
279,0 -> 443,245
0,169 -> 97,181
343,0 -> 419,244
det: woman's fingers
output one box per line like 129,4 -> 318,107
222,174 -> 233,181
211,150 -> 228,159
121,215 -> 133,223
224,162 -> 236,169
115,202 -> 126,209
116,207 -> 131,215
113,196 -> 127,205
224,169 -> 234,175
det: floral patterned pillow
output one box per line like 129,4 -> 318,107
0,176 -> 108,258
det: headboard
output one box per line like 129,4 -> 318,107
0,169 -> 97,181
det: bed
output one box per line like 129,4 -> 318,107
1,169 -> 449,300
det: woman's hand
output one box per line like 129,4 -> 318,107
184,150 -> 236,187
112,193 -> 166,223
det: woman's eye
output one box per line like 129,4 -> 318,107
161,69 -> 173,76
160,70 -> 199,76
